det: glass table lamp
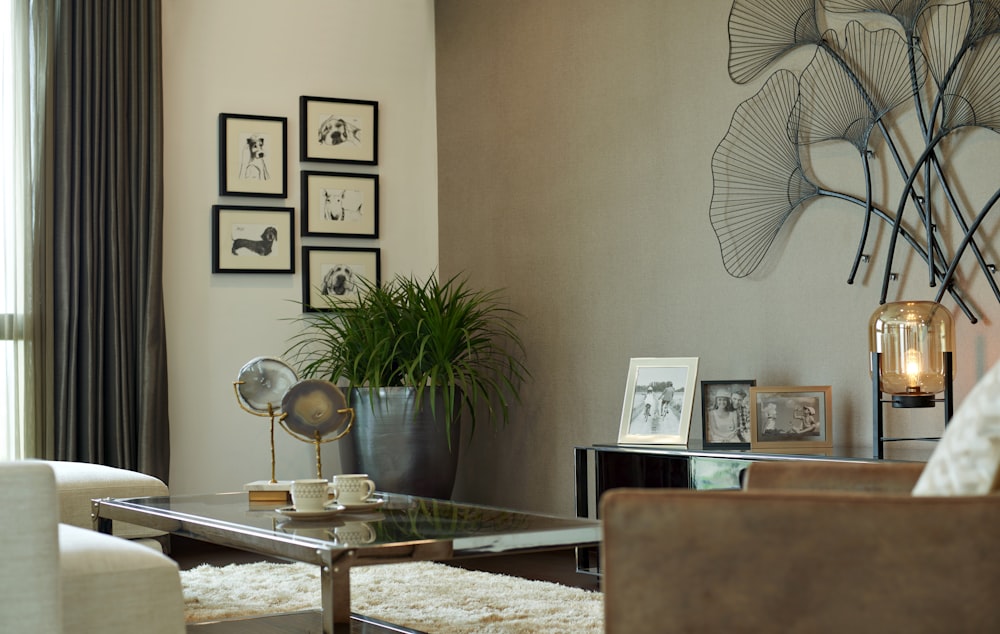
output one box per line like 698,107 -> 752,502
869,300 -> 954,458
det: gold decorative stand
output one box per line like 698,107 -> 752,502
233,381 -> 281,483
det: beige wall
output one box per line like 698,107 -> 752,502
161,0 -> 439,494
437,0 -> 1000,515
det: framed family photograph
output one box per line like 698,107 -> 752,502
300,96 -> 378,165
301,171 -> 378,238
701,379 -> 756,449
749,386 -> 833,450
212,205 -> 294,273
301,246 -> 381,311
218,113 -> 287,197
617,357 -> 699,445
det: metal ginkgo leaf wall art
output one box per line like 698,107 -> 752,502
710,0 -> 1000,323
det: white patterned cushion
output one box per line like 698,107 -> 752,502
913,359 -> 1000,496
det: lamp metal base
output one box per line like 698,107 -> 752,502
891,393 -> 935,408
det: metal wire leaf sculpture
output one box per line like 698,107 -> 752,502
919,2 -> 973,86
823,0 -> 931,31
710,70 -> 819,278
941,33 -> 1000,132
796,22 -> 921,149
728,0 -> 822,84
966,0 -> 1000,42
712,0 -> 1000,322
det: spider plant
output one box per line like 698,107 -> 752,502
285,272 -> 529,440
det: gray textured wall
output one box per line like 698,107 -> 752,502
436,0 -> 1000,515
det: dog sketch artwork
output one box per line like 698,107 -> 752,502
322,188 -> 364,222
213,205 -> 293,273
301,171 -> 377,237
231,224 -> 278,257
219,114 -> 287,197
300,97 -> 377,165
239,134 -> 271,181
301,246 -> 379,309
319,264 -> 357,296
317,115 -> 363,147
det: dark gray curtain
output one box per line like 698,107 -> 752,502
49,0 -> 170,482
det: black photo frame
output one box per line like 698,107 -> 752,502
301,246 -> 381,311
300,96 -> 378,165
301,171 -> 379,238
212,205 -> 294,273
701,379 -> 756,449
218,113 -> 288,197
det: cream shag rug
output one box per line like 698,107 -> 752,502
181,560 -> 603,633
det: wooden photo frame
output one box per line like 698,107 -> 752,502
212,205 -> 294,273
617,357 -> 699,445
218,113 -> 288,197
301,171 -> 378,238
300,96 -> 378,165
749,386 -> 833,450
701,379 -> 756,449
301,246 -> 381,312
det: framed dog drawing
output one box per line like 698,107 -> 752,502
300,96 -> 378,165
212,205 -> 294,273
301,171 -> 378,238
617,357 -> 699,446
218,113 -> 288,197
302,246 -> 381,312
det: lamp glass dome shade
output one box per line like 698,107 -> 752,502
869,301 -> 954,396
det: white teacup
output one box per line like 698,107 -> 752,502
290,478 -> 330,512
332,474 -> 376,505
335,521 -> 376,545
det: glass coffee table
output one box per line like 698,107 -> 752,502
93,491 -> 601,633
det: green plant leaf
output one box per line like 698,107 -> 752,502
284,272 -> 529,438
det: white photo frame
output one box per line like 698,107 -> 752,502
617,357 -> 699,445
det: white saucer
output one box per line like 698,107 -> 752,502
337,497 -> 386,512
274,505 -> 345,520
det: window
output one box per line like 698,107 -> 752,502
0,0 -> 41,459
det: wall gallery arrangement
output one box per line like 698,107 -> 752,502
211,97 -> 381,311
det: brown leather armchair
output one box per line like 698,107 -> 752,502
600,460 -> 1000,633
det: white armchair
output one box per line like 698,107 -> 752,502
0,461 -> 185,634
44,459 -> 170,548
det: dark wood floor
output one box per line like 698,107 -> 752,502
172,536 -> 600,633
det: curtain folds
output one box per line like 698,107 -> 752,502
49,0 -> 169,481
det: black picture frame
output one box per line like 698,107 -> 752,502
218,113 -> 288,197
212,205 -> 294,273
300,171 -> 379,238
299,96 -> 378,165
701,379 -> 756,449
301,246 -> 381,312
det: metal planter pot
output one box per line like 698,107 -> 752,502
340,386 -> 461,499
